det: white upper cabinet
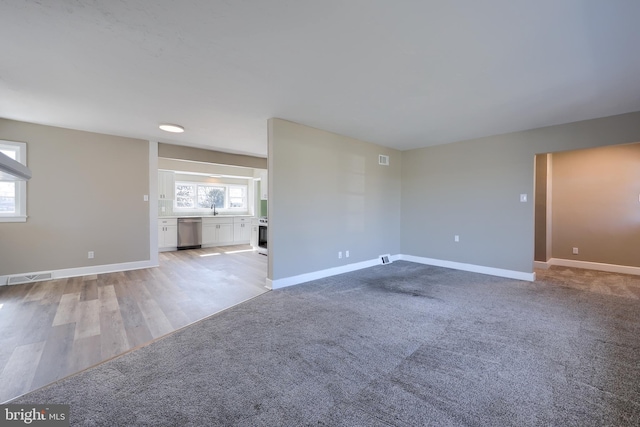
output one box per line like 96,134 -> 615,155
158,171 -> 175,200
258,169 -> 268,200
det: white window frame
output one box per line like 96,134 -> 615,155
228,184 -> 247,209
0,140 -> 27,222
174,182 -> 197,209
173,181 -> 248,213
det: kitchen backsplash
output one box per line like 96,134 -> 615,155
158,200 -> 251,217
158,199 -> 175,216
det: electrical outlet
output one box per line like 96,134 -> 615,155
454,235 -> 459,242
572,247 -> 579,255
338,251 -> 342,259
346,250 -> 349,258
88,251 -> 94,259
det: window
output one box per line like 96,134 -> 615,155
198,185 -> 225,209
175,183 -> 196,208
228,185 -> 246,208
174,181 -> 248,212
0,140 -> 27,222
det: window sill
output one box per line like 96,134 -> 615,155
173,210 -> 249,215
0,215 -> 27,223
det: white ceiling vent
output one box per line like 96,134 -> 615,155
380,254 -> 392,265
7,273 -> 53,286
378,155 -> 389,166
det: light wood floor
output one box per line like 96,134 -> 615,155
0,245 -> 268,403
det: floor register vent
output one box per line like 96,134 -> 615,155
7,273 -> 53,286
380,254 -> 392,265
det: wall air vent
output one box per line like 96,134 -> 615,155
378,155 -> 389,166
380,254 -> 392,265
7,273 -> 53,286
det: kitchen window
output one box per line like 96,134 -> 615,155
0,140 -> 27,222
228,185 -> 247,208
174,182 -> 247,212
197,185 -> 225,208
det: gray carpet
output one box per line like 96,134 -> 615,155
11,261 -> 640,426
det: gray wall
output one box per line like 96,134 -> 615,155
401,111 -> 640,274
0,119 -> 150,275
159,143 -> 267,169
268,119 -> 401,281
551,143 -> 640,267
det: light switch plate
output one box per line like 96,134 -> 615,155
143,195 -> 149,201
520,194 -> 527,202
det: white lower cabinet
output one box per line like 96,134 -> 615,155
233,217 -> 250,244
218,223 -> 234,245
161,216 -> 254,251
158,218 -> 178,250
202,218 -> 234,247
250,221 -> 258,248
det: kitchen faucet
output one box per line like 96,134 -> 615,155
211,203 -> 219,215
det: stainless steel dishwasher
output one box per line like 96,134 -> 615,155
177,217 -> 202,250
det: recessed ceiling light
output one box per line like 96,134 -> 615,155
159,124 -> 185,133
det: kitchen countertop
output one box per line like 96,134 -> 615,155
159,214 -> 254,219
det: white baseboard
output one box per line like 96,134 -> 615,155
534,261 -> 550,270
0,260 -> 158,286
547,258 -> 640,276
399,254 -> 536,282
270,256 -> 396,289
268,253 -> 531,289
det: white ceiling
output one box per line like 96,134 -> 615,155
1,1 -> 639,158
